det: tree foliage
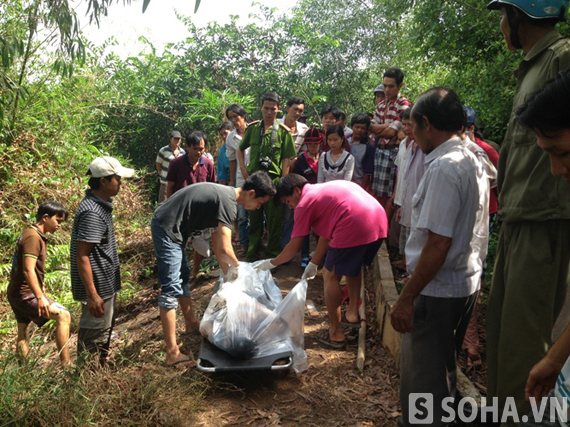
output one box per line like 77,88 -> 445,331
0,0 -> 185,133
1,0 -> 570,350
2,0 -> 570,184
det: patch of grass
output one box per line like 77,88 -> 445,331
0,141 -> 154,336
199,257 -> 219,274
0,350 -> 211,425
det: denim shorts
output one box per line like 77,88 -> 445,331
151,216 -> 191,310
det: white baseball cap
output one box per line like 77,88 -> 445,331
88,156 -> 135,178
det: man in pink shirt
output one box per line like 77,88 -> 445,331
256,174 -> 388,348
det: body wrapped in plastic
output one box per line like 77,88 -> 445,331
200,263 -> 308,373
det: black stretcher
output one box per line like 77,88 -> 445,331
196,338 -> 293,373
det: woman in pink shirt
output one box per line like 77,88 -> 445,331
256,174 -> 388,348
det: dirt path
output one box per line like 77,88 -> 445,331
112,254 -> 402,426
0,250 -> 402,425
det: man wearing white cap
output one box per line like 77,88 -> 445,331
70,156 -> 135,365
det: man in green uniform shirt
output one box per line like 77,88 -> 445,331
237,92 -> 296,262
486,0 -> 570,420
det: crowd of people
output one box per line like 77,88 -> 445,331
5,0 -> 570,424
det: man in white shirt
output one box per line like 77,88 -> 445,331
392,108 -> 422,270
390,87 -> 489,426
279,96 -> 309,248
278,96 -> 309,155
225,104 -> 250,253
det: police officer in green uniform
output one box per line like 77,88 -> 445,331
486,0 -> 570,420
237,92 -> 296,262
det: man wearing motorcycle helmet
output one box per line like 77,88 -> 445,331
486,0 -> 570,421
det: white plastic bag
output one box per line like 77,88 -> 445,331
200,263 -> 308,373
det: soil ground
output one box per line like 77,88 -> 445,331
126,255 -> 402,426
1,249 -> 402,426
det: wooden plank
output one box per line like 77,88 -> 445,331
357,269 -> 367,372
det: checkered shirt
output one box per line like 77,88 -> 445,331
371,147 -> 399,198
373,94 -> 410,146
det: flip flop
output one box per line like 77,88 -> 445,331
314,331 -> 346,349
465,350 -> 482,371
342,315 -> 361,328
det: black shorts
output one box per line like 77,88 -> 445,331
324,238 -> 383,277
8,293 -> 60,326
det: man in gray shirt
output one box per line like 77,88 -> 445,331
151,171 -> 276,367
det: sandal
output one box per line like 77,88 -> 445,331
314,331 -> 346,349
466,350 -> 482,371
392,259 -> 407,271
341,313 -> 361,328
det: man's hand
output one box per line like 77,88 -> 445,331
253,259 -> 276,271
525,356 -> 564,401
302,262 -> 318,280
396,208 -> 402,222
37,296 -> 51,319
87,294 -> 105,318
390,231 -> 452,334
390,295 -> 414,333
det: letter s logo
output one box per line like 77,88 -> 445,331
409,393 -> 434,424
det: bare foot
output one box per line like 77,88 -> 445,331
344,311 -> 359,324
329,329 -> 346,343
165,351 -> 196,368
191,267 -> 201,279
182,319 -> 200,335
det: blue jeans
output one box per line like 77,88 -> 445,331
282,205 -> 294,249
301,235 -> 310,259
151,216 -> 191,310
237,205 -> 249,248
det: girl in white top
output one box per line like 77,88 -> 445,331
318,124 -> 355,183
